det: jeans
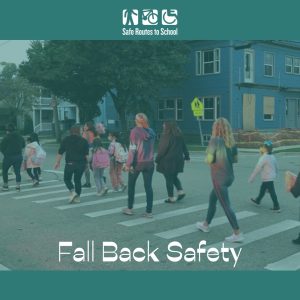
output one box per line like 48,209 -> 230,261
2,155 -> 23,185
256,181 -> 280,209
93,167 -> 107,193
206,177 -> 239,231
163,173 -> 183,197
64,162 -> 86,196
127,167 -> 154,213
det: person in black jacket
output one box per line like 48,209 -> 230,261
54,125 -> 89,204
0,123 -> 25,191
155,121 -> 190,203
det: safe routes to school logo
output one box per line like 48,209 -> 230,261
122,9 -> 178,36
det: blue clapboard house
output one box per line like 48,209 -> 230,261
100,40 -> 300,138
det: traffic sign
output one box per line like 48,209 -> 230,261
191,97 -> 204,117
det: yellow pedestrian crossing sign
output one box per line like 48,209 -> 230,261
191,97 -> 204,117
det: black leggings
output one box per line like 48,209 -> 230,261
27,168 -> 39,181
163,173 -> 183,197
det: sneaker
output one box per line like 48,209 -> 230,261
32,180 -> 39,187
142,212 -> 153,218
73,196 -> 80,203
112,188 -> 119,193
270,207 -> 281,213
82,183 -> 91,188
102,187 -> 109,195
2,185 -> 9,192
120,184 -> 127,192
196,222 -> 210,233
177,193 -> 186,201
225,233 -> 244,243
69,192 -> 78,204
122,208 -> 133,215
250,198 -> 260,206
15,184 -> 21,192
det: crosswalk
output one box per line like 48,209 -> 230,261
0,178 -> 300,271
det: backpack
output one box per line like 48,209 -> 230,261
32,144 -> 46,165
92,148 -> 110,168
114,142 -> 128,163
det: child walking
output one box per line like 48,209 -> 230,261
248,140 -> 281,212
24,136 -> 43,187
91,138 -> 109,196
108,132 -> 128,192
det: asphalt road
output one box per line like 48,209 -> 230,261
0,144 -> 300,271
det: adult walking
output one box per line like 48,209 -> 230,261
155,121 -> 190,203
54,125 -> 89,204
82,121 -> 98,188
196,118 -> 244,243
1,124 -> 25,191
123,113 -> 156,218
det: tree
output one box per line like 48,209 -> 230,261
0,62 -> 38,129
20,40 -> 190,131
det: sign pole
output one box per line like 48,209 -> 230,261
197,116 -> 204,147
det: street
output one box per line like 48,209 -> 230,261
0,143 -> 300,270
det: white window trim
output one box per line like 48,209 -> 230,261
285,56 -> 300,75
264,52 -> 274,77
200,96 -> 220,121
263,96 -> 275,121
158,98 -> 183,121
285,56 -> 293,74
195,48 -> 221,76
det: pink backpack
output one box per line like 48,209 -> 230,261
92,148 -> 110,169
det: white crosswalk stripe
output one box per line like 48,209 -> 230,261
85,198 -> 167,218
119,204 -> 208,227
55,193 -> 146,210
0,180 -> 58,196
155,211 -> 258,239
13,186 -> 67,199
207,220 -> 300,249
265,252 -> 300,271
0,264 -> 10,271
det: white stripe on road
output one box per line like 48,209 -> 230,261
33,192 -> 96,203
33,190 -> 130,204
155,211 -> 258,239
208,220 -> 300,250
0,180 -> 58,196
119,204 -> 208,227
265,252 -> 300,271
85,198 -> 166,218
0,264 -> 10,271
44,170 -> 64,174
13,185 -> 67,199
55,193 -> 146,210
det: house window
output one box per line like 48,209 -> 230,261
285,56 -> 293,73
285,56 -> 300,75
195,48 -> 220,75
264,52 -> 274,76
158,98 -> 183,121
263,96 -> 275,121
293,58 -> 300,75
201,96 -> 220,120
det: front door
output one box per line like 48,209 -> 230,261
286,98 -> 300,128
243,94 -> 255,130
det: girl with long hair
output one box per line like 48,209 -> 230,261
155,121 -> 190,203
196,118 -> 244,243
